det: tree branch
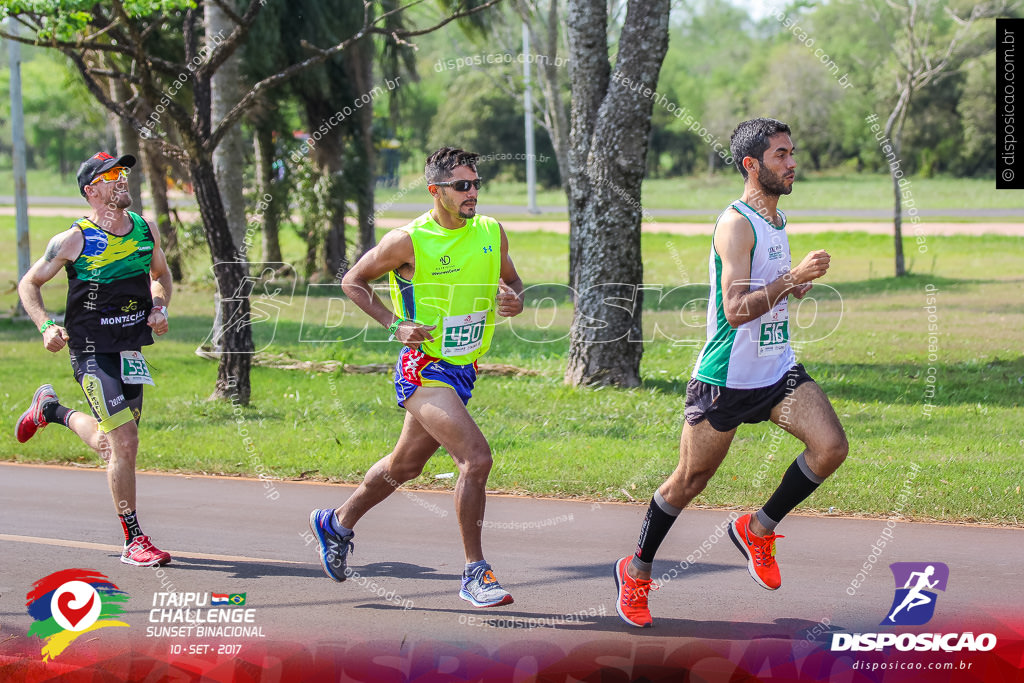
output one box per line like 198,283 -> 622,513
207,0 -> 505,153
209,0 -> 245,26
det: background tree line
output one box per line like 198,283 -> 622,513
1,0 -> 1013,393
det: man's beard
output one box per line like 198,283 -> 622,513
757,163 -> 792,196
106,192 -> 132,210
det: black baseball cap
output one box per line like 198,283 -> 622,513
77,152 -> 136,197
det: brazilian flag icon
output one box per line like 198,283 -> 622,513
228,593 -> 247,606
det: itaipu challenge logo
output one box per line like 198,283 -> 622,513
25,569 -> 129,661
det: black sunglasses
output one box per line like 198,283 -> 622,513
433,179 -> 482,192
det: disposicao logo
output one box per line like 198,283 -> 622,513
25,569 -> 129,660
884,561 -> 949,626
831,561 -> 997,653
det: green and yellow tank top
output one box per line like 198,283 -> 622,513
388,212 -> 502,365
64,211 -> 155,352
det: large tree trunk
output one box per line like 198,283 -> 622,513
207,2 -> 248,258
345,36 -> 377,261
253,122 -> 283,263
305,99 -> 347,281
323,173 -> 347,280
191,157 -> 254,403
110,78 -> 144,211
140,140 -> 183,281
563,0 -> 669,388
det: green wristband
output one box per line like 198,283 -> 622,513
39,320 -> 56,334
387,318 -> 405,339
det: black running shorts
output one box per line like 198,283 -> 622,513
684,364 -> 814,433
69,350 -> 144,433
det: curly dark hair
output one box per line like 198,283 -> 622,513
424,147 -> 480,184
729,118 -> 791,180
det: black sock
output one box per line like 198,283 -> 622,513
632,490 -> 682,571
42,402 -> 74,427
757,453 -> 825,531
119,510 -> 144,543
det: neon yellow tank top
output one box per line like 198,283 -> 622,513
388,212 -> 502,364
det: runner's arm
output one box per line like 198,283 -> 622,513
17,229 -> 83,352
717,213 -> 829,327
342,229 -> 434,345
147,222 -> 172,335
496,224 -> 523,317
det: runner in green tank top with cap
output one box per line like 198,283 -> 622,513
612,119 -> 849,628
309,147 -> 525,608
15,151 -> 174,568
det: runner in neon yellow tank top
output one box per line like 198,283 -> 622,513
310,148 -> 525,608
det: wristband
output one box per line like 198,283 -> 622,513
153,305 -> 168,318
39,320 -> 56,334
387,318 -> 405,341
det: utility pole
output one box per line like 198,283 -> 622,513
7,18 -> 31,316
522,22 -> 540,214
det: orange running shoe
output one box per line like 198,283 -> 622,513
729,513 -> 784,590
613,555 -> 657,628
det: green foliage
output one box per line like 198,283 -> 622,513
2,1 -> 194,40
0,48 -> 106,175
427,70 -> 560,186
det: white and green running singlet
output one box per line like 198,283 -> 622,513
388,211 -> 502,365
692,200 -> 796,389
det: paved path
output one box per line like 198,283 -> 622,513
0,463 -> 1020,680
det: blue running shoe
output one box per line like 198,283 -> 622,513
459,563 -> 514,607
309,509 -> 354,582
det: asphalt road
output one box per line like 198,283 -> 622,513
1,462 -> 1021,680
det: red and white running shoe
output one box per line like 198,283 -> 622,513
15,384 -> 58,443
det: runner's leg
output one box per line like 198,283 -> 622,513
106,419 -> 140,516
402,386 -> 491,564
336,411 -> 441,528
629,420 -> 736,581
749,380 -> 848,536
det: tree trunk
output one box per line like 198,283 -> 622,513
305,98 -> 347,281
323,171 -> 347,280
140,139 -> 183,281
345,36 -> 377,260
253,122 -> 283,263
191,157 -> 254,404
564,0 -> 669,388
891,163 -> 905,277
207,1 -> 248,259
110,78 -> 144,211
884,85 -> 912,278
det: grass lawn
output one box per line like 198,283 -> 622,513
1,214 -> 1021,525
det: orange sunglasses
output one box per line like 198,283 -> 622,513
89,167 -> 130,185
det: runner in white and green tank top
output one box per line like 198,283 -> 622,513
613,119 -> 849,630
693,199 -> 796,388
